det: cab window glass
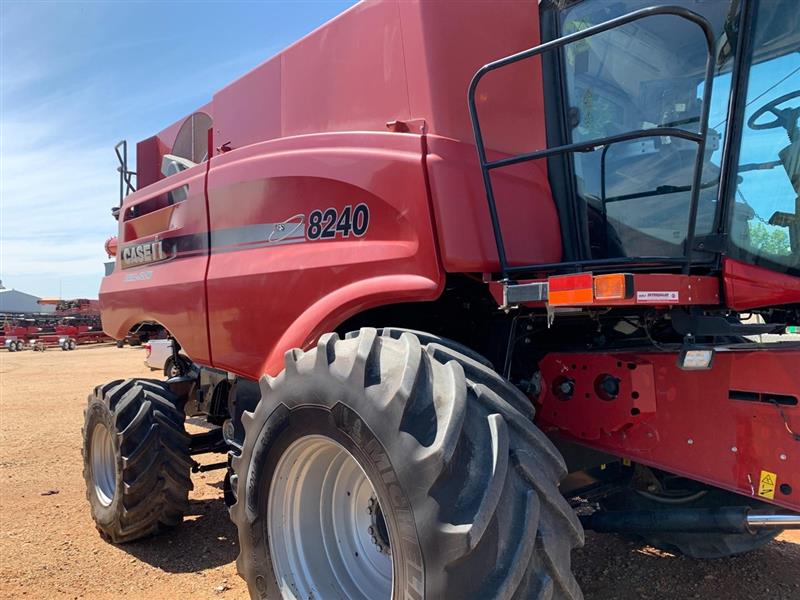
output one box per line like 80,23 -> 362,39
729,0 -> 800,273
559,0 -> 737,259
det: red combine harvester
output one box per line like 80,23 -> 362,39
83,1 -> 799,597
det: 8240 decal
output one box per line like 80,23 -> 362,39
307,204 -> 369,240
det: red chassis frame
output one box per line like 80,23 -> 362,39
536,344 -> 800,512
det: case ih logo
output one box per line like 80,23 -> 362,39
120,241 -> 168,268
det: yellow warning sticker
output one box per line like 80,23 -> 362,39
758,470 -> 778,500
622,458 -> 631,467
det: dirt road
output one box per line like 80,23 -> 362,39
1,345 -> 798,599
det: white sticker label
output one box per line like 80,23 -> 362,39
124,270 -> 153,282
637,291 -> 679,303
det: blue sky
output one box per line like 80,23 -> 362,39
0,0 -> 355,299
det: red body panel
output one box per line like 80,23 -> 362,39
205,132 -> 442,377
426,136 -> 561,270
723,258 -> 800,311
100,163 -> 211,364
127,0 -> 559,276
100,0 -> 559,374
537,347 -> 800,511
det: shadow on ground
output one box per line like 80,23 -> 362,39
121,497 -> 238,573
116,495 -> 800,597
574,531 -> 800,600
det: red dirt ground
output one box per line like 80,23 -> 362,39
1,345 -> 797,599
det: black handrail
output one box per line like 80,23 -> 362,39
486,127 -> 703,171
115,140 -> 137,206
467,5 -> 717,278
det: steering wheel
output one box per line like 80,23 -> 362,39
747,90 -> 800,131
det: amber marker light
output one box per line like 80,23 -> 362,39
593,273 -> 634,301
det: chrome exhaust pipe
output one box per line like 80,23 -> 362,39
747,513 -> 800,529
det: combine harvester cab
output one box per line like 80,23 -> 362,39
88,1 -> 798,598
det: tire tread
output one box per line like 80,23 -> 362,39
231,328 -> 583,599
82,379 -> 193,544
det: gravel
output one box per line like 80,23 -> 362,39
0,344 -> 797,599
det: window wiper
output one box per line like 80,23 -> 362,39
738,160 -> 783,172
604,179 -> 718,204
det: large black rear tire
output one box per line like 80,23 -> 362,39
82,379 -> 193,543
231,328 -> 583,599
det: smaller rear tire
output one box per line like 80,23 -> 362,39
82,379 -> 194,543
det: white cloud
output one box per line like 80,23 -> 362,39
0,32 -> 273,299
0,138 -> 115,295
0,0 -> 338,299
0,57 -> 270,296
1,79 -> 118,296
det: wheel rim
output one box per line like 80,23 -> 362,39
91,423 -> 116,506
268,435 -> 393,600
